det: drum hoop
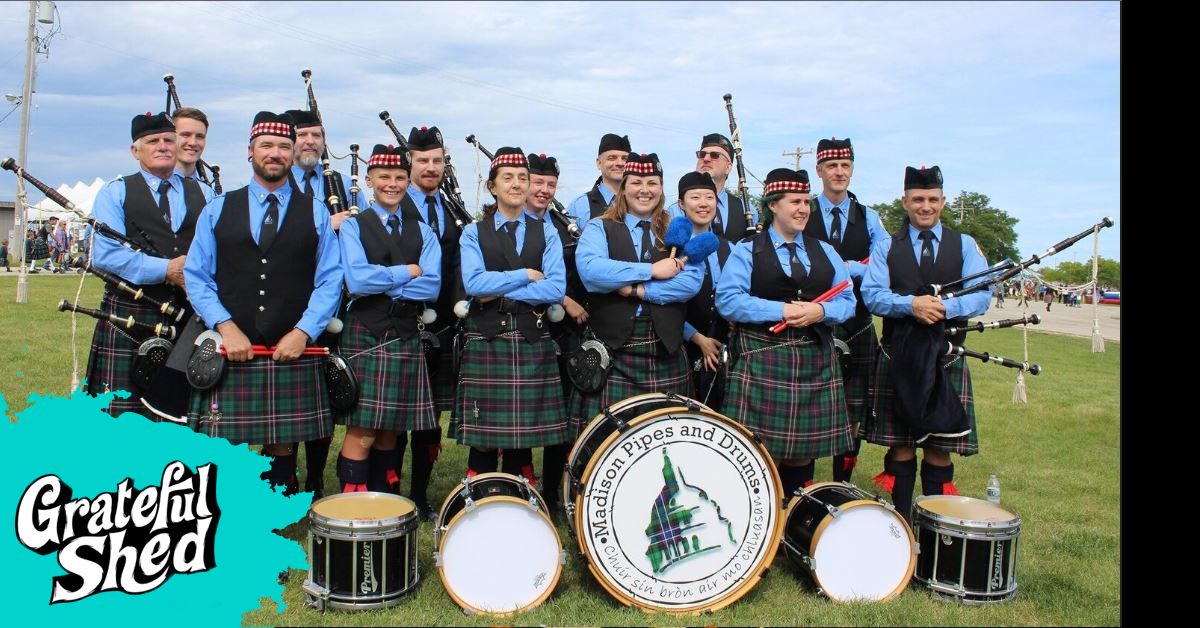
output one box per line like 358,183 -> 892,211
436,494 -> 563,617
913,496 -> 1022,531
308,492 -> 419,530
573,405 -> 784,614
435,472 -> 541,530
803,499 -> 917,603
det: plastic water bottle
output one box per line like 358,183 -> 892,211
986,474 -> 1001,504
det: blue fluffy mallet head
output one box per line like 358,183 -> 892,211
665,216 -> 693,256
682,232 -> 719,265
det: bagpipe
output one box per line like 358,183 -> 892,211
378,110 -> 476,228
465,134 -> 581,242
162,74 -> 222,194
722,94 -> 760,239
300,68 -> 351,216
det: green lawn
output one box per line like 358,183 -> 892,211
0,276 -> 1120,626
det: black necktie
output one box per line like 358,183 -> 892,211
503,220 -> 519,246
303,171 -> 315,198
785,242 -> 807,282
387,212 -> 401,234
712,204 -> 725,238
918,230 -> 935,274
637,220 -> 653,262
157,180 -> 172,228
830,207 -> 843,244
261,193 -> 279,251
425,195 -> 440,235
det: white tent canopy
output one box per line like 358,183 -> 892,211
26,178 -> 105,221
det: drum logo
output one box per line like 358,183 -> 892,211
991,542 -> 1005,589
14,461 -> 220,603
360,543 -> 378,594
581,415 -> 779,609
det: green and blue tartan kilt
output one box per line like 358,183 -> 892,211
337,312 -> 437,433
430,323 -> 458,414
455,318 -> 568,449
723,324 -> 852,461
567,318 -> 693,436
187,354 -> 333,446
835,315 -> 880,426
864,343 -> 979,455
84,291 -> 172,419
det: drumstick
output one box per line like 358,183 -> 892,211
769,279 -> 852,334
220,345 -> 331,356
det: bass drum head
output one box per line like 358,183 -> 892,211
808,501 -> 915,601
575,407 -> 781,614
438,497 -> 562,615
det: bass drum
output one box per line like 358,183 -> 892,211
571,401 -> 782,613
434,472 -> 563,615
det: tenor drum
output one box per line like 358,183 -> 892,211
435,472 -> 563,615
302,492 -> 420,611
570,400 -> 782,613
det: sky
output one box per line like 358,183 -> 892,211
0,1 -> 1120,262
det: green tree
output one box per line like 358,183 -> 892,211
865,191 -> 1020,265
1042,257 -> 1120,289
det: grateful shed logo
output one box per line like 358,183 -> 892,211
15,461 -> 220,603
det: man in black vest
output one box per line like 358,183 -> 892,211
86,111 -> 207,418
808,137 -> 890,483
667,133 -> 757,240
184,111 -> 343,496
566,133 -> 630,223
861,166 -> 991,522
396,125 -> 462,519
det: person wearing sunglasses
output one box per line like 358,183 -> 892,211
668,134 -> 757,240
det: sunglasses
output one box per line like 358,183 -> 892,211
695,150 -> 728,161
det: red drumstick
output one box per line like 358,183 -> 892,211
769,279 -> 852,334
220,345 -> 331,357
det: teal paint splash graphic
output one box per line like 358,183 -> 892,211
0,389 -> 311,625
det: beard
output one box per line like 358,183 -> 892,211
252,158 -> 289,183
297,152 -> 320,169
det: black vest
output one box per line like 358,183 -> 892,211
537,211 -> 584,301
586,183 -> 612,219
349,210 -> 427,340
587,219 -> 686,355
469,217 -> 548,342
685,234 -> 732,343
118,174 -> 205,300
749,231 -> 836,304
807,195 -> 873,319
401,190 -> 463,330
214,188 -> 317,345
882,224 -> 966,343
715,191 -> 750,240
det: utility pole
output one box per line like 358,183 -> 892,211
951,197 -> 974,223
781,147 -> 812,170
12,0 -> 55,304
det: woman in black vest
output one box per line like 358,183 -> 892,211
678,171 -> 733,411
334,145 -> 442,494
571,152 -> 704,433
715,168 -> 856,499
456,147 -> 568,479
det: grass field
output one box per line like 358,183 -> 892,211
0,276 -> 1120,626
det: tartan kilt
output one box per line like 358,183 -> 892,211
84,291 -> 172,419
567,318 -> 693,435
430,323 -> 458,413
835,315 -> 880,425
455,319 -> 568,449
337,312 -> 437,433
187,354 -> 333,445
723,324 -> 852,461
864,343 -> 979,455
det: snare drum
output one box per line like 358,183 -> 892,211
571,401 -> 782,614
563,392 -> 711,536
782,482 -> 916,602
912,495 -> 1021,604
302,492 -> 420,611
435,472 -> 563,615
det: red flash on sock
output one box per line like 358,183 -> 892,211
342,482 -> 368,493
465,469 -> 479,479
873,470 -> 895,493
943,482 -> 959,496
386,469 -> 401,488
842,455 -> 859,472
520,465 -> 539,486
801,479 -> 814,488
427,444 -> 442,464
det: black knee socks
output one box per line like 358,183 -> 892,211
779,461 -> 815,499
921,460 -> 956,496
409,427 -> 440,509
368,448 -> 401,493
336,454 -> 370,492
832,439 -> 862,483
303,436 -> 332,494
261,451 -> 298,495
468,448 -> 500,475
541,444 -> 567,507
883,456 -> 918,523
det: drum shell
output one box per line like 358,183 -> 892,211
304,493 -> 421,611
912,496 -> 1021,604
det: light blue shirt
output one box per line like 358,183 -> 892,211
460,210 -> 566,305
407,184 -> 449,238
576,213 -> 704,312
812,193 -> 889,280
292,163 -> 354,212
566,181 -> 616,224
92,169 -> 188,285
184,179 -> 343,341
715,226 -> 855,326
340,201 -> 441,302
176,168 -> 216,203
861,221 -> 992,321
667,188 -> 756,234
683,245 -> 726,342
